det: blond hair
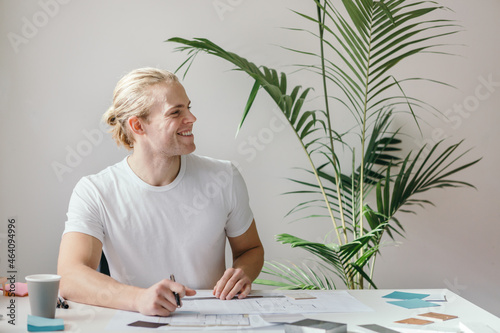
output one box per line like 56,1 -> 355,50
102,67 -> 179,150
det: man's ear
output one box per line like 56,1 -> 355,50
128,116 -> 145,136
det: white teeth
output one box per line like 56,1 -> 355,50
178,131 -> 192,136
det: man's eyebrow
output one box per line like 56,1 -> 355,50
166,101 -> 191,111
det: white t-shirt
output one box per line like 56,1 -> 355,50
63,154 -> 254,289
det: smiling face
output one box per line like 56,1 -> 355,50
139,81 -> 197,158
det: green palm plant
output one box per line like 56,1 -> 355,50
166,0 -> 480,289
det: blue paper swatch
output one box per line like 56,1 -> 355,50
27,315 -> 64,332
387,298 -> 440,309
382,291 -> 430,300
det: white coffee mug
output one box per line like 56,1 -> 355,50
25,274 -> 61,318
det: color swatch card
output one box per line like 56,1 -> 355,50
359,324 -> 401,333
387,298 -> 440,309
383,291 -> 440,309
382,291 -> 430,300
395,317 -> 434,325
27,315 -> 64,332
419,312 -> 458,321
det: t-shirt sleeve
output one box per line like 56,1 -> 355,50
225,164 -> 254,238
63,177 -> 105,243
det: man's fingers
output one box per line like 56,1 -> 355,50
154,300 -> 176,315
138,280 -> 196,316
214,268 -> 252,300
214,269 -> 233,298
160,287 -> 180,311
145,291 -> 176,316
237,284 -> 251,299
169,281 -> 196,298
155,281 -> 186,311
221,277 -> 240,300
185,288 -> 197,297
222,272 -> 249,299
218,269 -> 240,299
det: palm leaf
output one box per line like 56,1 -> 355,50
255,260 -> 339,290
375,140 -> 480,227
167,0 -> 477,290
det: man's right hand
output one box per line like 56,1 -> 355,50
134,279 -> 196,316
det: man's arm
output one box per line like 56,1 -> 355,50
213,220 -> 264,300
57,232 -> 195,316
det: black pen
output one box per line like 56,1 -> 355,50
57,296 -> 69,309
169,274 -> 181,307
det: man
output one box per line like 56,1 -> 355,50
57,68 -> 264,317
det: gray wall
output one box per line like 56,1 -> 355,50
1,0 -> 498,316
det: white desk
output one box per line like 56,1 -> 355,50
1,289 -> 499,332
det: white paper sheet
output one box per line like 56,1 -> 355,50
106,290 -> 372,330
106,311 -> 272,331
179,290 -> 372,315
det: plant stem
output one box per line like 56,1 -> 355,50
358,4 -> 377,290
317,0 -> 349,245
368,252 -> 377,290
301,133 -> 343,246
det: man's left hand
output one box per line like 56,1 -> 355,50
213,267 -> 251,300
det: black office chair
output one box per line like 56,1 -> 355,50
98,252 -> 110,276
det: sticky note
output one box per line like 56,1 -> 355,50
395,318 -> 433,325
419,312 -> 458,321
1,282 -> 29,296
27,315 -> 64,332
382,291 -> 430,300
387,298 -> 440,309
285,319 -> 347,333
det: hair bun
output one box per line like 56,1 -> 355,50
103,67 -> 178,151
103,106 -> 117,126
